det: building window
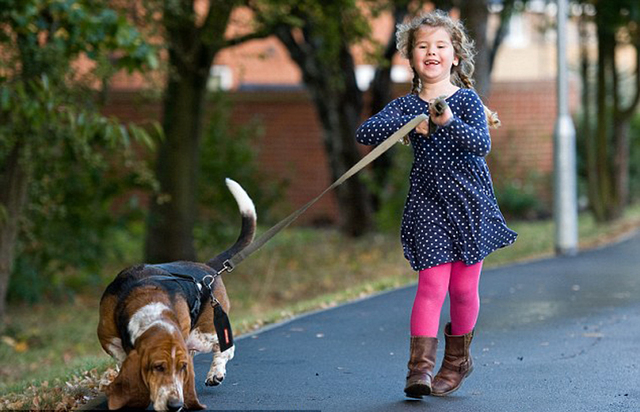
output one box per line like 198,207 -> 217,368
391,65 -> 411,83
208,65 -> 233,91
506,12 -> 529,48
355,65 -> 375,91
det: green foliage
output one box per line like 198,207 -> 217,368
0,0 -> 157,77
0,0 -> 159,302
194,93 -> 285,252
493,174 -> 547,220
1,77 -> 158,302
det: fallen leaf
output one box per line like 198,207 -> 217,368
14,341 -> 29,353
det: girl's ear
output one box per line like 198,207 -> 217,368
453,56 -> 459,66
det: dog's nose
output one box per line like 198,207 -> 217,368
167,399 -> 184,412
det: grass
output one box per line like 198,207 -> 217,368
1,203 -> 640,409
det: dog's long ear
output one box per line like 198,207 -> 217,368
183,358 -> 206,410
106,349 -> 151,410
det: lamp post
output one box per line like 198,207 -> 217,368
553,0 -> 578,255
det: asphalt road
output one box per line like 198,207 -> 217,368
85,231 -> 640,411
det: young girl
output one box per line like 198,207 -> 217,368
356,11 -> 517,398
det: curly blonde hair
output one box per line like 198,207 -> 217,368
396,10 -> 501,128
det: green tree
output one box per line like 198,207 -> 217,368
0,0 -> 156,322
579,0 -> 640,221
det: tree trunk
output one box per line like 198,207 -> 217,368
587,2 -> 640,222
0,143 -> 30,324
309,47 -> 372,236
488,0 -> 516,73
322,99 -> 374,236
588,9 -> 640,222
591,16 -> 615,221
579,16 -> 599,219
145,70 -> 207,262
612,119 -> 630,218
274,28 -> 373,236
145,1 -> 233,262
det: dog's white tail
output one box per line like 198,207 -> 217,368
206,179 -> 257,270
225,178 -> 256,219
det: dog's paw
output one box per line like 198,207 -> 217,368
206,346 -> 233,387
205,374 -> 225,386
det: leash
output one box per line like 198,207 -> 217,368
214,113 -> 428,277
147,113 -> 428,353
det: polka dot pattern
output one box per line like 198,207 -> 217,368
356,89 -> 518,270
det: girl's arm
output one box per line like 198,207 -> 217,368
356,97 -> 416,146
443,90 -> 492,157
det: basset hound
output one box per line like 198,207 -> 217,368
97,179 -> 256,411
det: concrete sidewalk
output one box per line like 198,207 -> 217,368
85,231 -> 640,411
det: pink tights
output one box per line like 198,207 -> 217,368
410,261 -> 483,337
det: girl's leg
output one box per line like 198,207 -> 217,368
448,261 -> 483,335
410,263 -> 452,337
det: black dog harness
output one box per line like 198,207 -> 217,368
145,262 -> 234,352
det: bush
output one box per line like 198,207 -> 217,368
493,174 -> 548,220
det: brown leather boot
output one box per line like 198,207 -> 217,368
404,336 -> 438,398
431,323 -> 474,397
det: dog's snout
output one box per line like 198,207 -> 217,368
167,399 -> 184,412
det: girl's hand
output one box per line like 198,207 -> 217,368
414,97 -> 452,137
429,104 -> 453,126
415,120 -> 430,135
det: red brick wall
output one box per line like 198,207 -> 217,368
227,91 -> 339,224
103,79 -> 577,224
487,81 -> 558,178
485,79 -> 579,205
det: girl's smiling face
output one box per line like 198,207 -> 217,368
411,26 -> 458,85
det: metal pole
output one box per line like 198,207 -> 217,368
554,0 -> 578,255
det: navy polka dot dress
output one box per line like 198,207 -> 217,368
356,88 -> 518,271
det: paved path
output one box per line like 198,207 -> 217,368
86,231 -> 640,411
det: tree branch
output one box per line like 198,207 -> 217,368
223,28 -> 273,48
489,0 -> 516,72
273,23 -> 320,78
198,0 -> 235,50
